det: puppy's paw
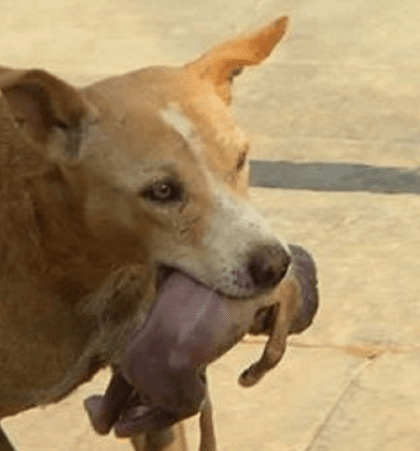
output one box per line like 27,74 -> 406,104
84,395 -> 112,435
238,364 -> 264,387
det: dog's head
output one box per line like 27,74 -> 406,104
76,17 -> 293,302
0,16 -> 317,433
0,17 -> 291,300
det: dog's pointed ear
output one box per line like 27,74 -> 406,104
185,16 -> 288,104
0,69 -> 97,159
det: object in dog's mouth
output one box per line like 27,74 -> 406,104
85,270 -> 265,437
239,244 -> 319,387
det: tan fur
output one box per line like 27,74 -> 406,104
0,15 -> 306,451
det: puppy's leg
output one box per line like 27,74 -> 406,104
130,392 -> 216,451
130,433 -> 146,450
130,423 -> 188,451
130,395 -> 216,451
199,391 -> 216,451
84,371 -> 133,435
238,297 -> 291,387
239,244 -> 318,387
0,426 -> 15,451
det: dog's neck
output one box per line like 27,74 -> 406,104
0,134 -> 122,306
27,167 -> 132,301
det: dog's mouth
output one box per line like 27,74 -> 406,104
85,267 -> 266,437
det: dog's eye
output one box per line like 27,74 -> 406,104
141,180 -> 183,204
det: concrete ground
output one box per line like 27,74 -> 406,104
2,0 -> 420,449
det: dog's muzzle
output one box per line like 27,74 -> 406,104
247,243 -> 291,291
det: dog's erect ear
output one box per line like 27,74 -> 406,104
185,16 -> 288,104
0,69 -> 96,159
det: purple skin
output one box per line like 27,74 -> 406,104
248,244 -> 319,336
84,245 -> 319,437
84,371 -> 133,435
85,270 -> 263,437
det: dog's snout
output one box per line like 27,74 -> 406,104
248,244 -> 290,290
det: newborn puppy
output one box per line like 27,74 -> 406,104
84,266 -> 277,442
85,245 -> 318,451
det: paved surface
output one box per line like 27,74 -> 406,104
250,160 -> 420,193
2,0 -> 420,450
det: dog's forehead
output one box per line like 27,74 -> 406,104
158,103 -> 205,158
157,99 -> 249,173
113,67 -> 247,158
87,67 -> 249,187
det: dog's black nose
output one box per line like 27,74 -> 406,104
248,244 -> 291,290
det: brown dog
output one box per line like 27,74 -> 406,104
0,15 -> 317,451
